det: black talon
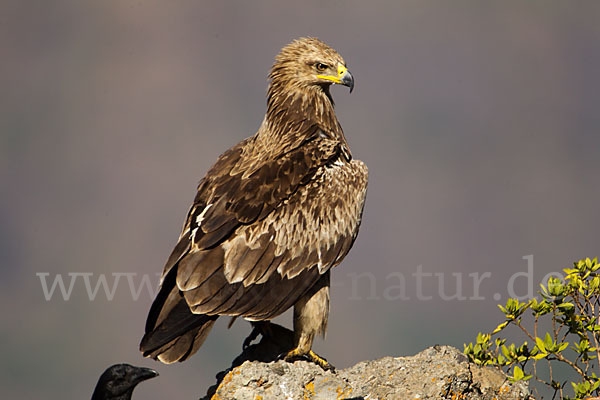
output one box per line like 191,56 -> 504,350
242,325 -> 261,350
242,321 -> 274,350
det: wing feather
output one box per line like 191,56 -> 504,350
221,275 -> 275,316
183,266 -> 229,310
189,280 -> 240,315
224,234 -> 271,284
209,285 -> 247,314
176,247 -> 224,291
198,198 -> 231,232
242,241 -> 279,286
247,269 -> 322,320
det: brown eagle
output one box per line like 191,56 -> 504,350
140,37 -> 368,370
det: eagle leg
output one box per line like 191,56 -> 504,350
281,272 -> 333,370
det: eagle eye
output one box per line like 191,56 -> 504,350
315,62 -> 328,72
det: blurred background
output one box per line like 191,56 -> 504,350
2,1 -> 600,398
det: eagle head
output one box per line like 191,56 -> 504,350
269,37 -> 354,94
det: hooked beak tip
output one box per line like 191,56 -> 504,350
340,70 -> 354,93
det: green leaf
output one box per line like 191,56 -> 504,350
544,332 -> 553,349
557,342 -> 569,352
589,276 -> 599,292
513,366 -> 524,381
502,344 -> 510,359
536,336 -> 546,353
558,302 -> 574,310
493,321 -> 509,334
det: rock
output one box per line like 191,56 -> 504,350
201,323 -> 530,400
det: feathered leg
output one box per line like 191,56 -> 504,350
283,271 -> 333,370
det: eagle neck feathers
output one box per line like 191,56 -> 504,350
262,79 -> 350,157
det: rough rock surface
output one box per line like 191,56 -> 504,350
201,323 -> 530,400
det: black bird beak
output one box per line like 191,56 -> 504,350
131,366 -> 159,384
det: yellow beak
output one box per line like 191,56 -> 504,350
317,64 -> 355,92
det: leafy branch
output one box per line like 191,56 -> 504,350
465,258 -> 600,399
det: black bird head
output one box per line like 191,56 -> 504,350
91,363 -> 158,400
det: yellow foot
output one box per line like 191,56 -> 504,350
282,348 -> 335,371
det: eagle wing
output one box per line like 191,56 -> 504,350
141,133 -> 367,360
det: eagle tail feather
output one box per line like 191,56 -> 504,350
140,267 -> 218,363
